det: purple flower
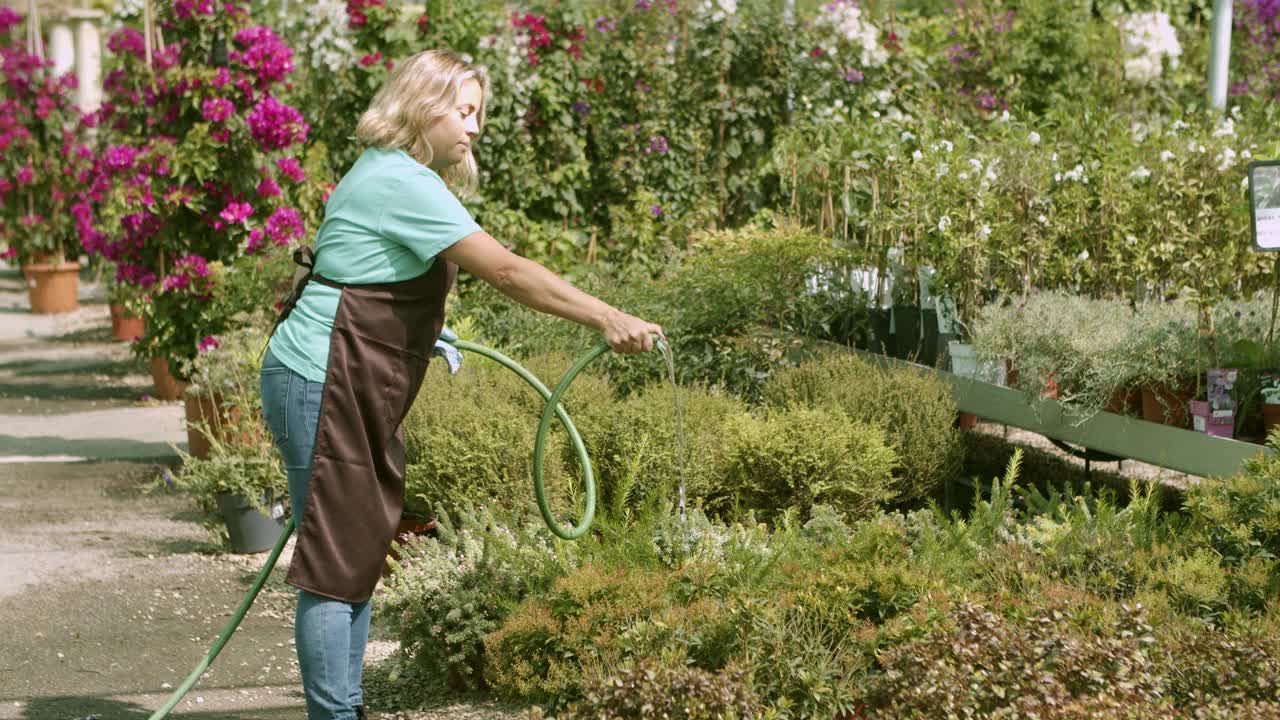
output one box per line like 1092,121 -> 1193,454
219,201 -> 254,224
265,207 -> 305,245
651,204 -> 663,217
247,96 -> 308,151
844,67 -> 864,83
635,0 -> 653,9
573,100 -> 591,117
104,145 -> 139,174
275,156 -> 306,183
198,335 -> 220,354
231,26 -> 295,86
595,16 -> 616,33
0,7 -> 21,35
107,28 -> 146,60
201,97 -> 235,123
646,135 -> 669,154
256,176 -> 281,197
246,228 -> 266,254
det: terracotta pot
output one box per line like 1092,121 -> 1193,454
1141,382 -> 1196,428
954,411 -> 979,430
109,304 -> 146,342
382,515 -> 439,578
184,392 -> 249,459
149,356 -> 188,401
22,260 -> 79,314
1104,386 -> 1143,416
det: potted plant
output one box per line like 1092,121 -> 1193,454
169,449 -> 289,553
105,272 -> 147,342
0,12 -> 99,314
177,323 -> 275,460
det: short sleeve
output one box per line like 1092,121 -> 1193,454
378,171 -> 481,262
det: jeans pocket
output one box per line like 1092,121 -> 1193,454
260,366 -> 291,446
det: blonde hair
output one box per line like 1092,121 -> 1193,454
355,49 -> 490,194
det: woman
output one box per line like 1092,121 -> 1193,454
260,50 -> 663,719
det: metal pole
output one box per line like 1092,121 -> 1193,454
1207,0 -> 1233,111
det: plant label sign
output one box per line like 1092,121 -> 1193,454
1250,161 -> 1280,251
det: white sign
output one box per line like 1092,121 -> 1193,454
1251,162 -> 1280,251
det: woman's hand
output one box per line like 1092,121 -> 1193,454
599,307 -> 664,354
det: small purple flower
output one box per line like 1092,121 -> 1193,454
573,100 -> 591,117
635,0 -> 653,9
275,156 -> 306,183
646,135 -> 668,154
595,16 -> 616,33
247,96 -> 308,151
201,97 -> 235,123
256,176 -> 281,197
265,207 -> 305,245
104,145 -> 139,174
651,204 -> 663,217
844,67 -> 864,83
219,201 -> 254,224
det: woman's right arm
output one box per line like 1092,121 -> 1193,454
440,230 -> 664,354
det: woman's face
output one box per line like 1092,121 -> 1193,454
425,78 -> 483,173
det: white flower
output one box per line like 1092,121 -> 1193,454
1216,147 -> 1237,172
998,110 -> 1010,122
1126,234 -> 1138,245
1243,150 -> 1253,160
875,89 -> 893,105
1037,214 -> 1049,226
1055,172 -> 1063,183
1213,117 -> 1236,137
1051,152 -> 1059,163
901,130 -> 915,141
1120,11 -> 1181,83
984,165 -> 998,182
1077,249 -> 1090,261
1028,131 -> 1041,145
872,110 -> 881,118
813,0 -> 888,66
936,163 -> 950,178
968,158 -> 983,171
1160,150 -> 1175,162
980,224 -> 992,238
958,171 -> 970,180
938,215 -> 952,233
1129,166 -> 1151,181
1171,119 -> 1189,132
912,149 -> 923,161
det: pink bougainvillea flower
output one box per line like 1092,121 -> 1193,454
219,201 -> 254,224
246,95 -> 308,151
201,97 -> 235,123
275,156 -> 306,183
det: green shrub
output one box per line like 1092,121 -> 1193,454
1157,624 -> 1280,709
764,353 -> 961,504
570,384 -> 746,520
711,407 -> 899,524
401,350 -> 615,519
374,503 -> 576,692
1183,443 -> 1280,567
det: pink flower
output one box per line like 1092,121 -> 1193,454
265,207 -> 304,244
231,26 -> 295,86
15,165 -> 33,185
0,7 -> 21,35
106,28 -> 146,59
198,335 -> 221,353
275,156 -> 305,183
246,96 -> 308,151
256,176 -> 281,197
19,214 -> 44,227
201,97 -> 235,123
212,67 -> 232,89
0,246 -> 16,260
359,52 -> 383,67
219,201 -> 254,224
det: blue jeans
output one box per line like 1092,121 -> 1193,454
261,349 -> 370,720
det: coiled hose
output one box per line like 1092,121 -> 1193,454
147,339 -> 614,719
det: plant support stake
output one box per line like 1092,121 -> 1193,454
1207,0 -> 1233,111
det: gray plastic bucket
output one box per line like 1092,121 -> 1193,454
215,493 -> 287,553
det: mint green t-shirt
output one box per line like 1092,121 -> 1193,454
268,148 -> 481,382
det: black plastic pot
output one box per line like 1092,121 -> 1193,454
867,308 -> 892,355
892,305 -> 921,361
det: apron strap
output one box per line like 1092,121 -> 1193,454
260,246 -> 345,361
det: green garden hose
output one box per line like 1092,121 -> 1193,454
147,338 -> 613,719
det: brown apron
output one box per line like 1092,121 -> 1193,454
270,247 -> 456,603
